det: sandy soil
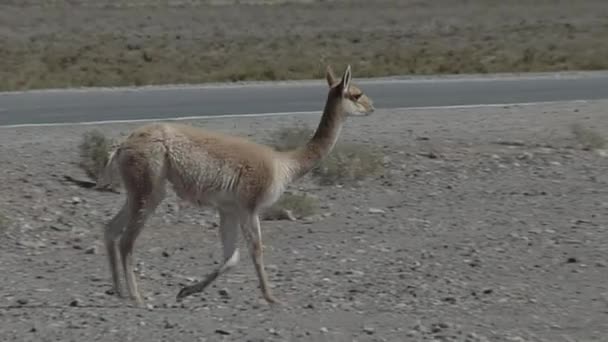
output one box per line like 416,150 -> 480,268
0,100 -> 607,341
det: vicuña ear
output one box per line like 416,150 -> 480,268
338,65 -> 352,95
325,65 -> 337,87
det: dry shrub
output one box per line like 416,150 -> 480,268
78,130 -> 115,180
0,212 -> 10,231
269,125 -> 383,185
312,143 -> 384,185
267,192 -> 319,220
571,123 -> 606,151
269,124 -> 314,152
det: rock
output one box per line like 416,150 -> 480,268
71,197 -> 82,204
214,329 -> 231,335
50,224 -> 70,232
218,288 -> 230,298
17,240 -> 46,249
85,245 -> 99,255
363,326 -> 375,334
368,208 -> 386,214
16,298 -> 28,305
162,250 -> 171,258
320,327 -> 329,333
566,257 -> 578,263
69,299 -> 82,307
164,319 -> 177,329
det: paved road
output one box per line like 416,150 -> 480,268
2,72 -> 608,126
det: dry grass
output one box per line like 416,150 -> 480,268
571,123 -> 606,151
1,0 -> 608,91
269,124 -> 314,152
267,192 -> 319,219
269,125 -> 384,185
312,143 -> 384,185
0,212 -> 10,231
78,130 -> 115,180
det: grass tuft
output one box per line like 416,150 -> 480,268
269,125 -> 384,185
571,123 -> 606,151
267,192 -> 319,220
78,130 -> 115,180
312,143 -> 384,185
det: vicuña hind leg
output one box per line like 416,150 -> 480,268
104,203 -> 130,297
118,197 -> 159,306
176,209 -> 240,300
241,213 -> 283,305
117,151 -> 166,306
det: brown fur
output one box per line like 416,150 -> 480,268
98,65 -> 374,306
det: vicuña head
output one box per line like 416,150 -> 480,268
97,65 -> 374,307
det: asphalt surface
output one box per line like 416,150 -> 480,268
2,72 -> 608,126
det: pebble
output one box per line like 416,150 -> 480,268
214,329 -> 231,335
85,245 -> 99,255
368,208 -> 386,214
164,319 -> 177,329
218,288 -> 230,298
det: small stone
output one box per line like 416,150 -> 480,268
363,326 -> 375,334
17,240 -> 46,249
50,224 -> 70,232
482,288 -> 493,295
320,327 -> 329,333
368,208 -> 386,214
214,329 -> 230,335
69,299 -> 81,307
85,246 -> 98,255
16,298 -> 28,305
164,319 -> 177,329
162,251 -> 170,258
218,288 -> 230,298
71,197 -> 81,204
442,296 -> 456,304
566,257 -> 578,264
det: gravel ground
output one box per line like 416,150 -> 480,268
0,100 -> 607,341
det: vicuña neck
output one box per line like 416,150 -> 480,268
288,90 -> 345,180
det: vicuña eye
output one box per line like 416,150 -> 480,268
352,93 -> 362,100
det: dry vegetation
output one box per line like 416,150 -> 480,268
266,192 -> 319,220
78,130 -> 115,180
0,212 -> 10,231
1,0 -> 608,91
269,124 -> 384,185
570,123 -> 606,151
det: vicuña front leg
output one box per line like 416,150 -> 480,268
176,210 -> 240,300
241,213 -> 283,306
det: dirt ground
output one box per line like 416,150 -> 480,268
0,98 -> 607,341
2,0 -> 608,90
